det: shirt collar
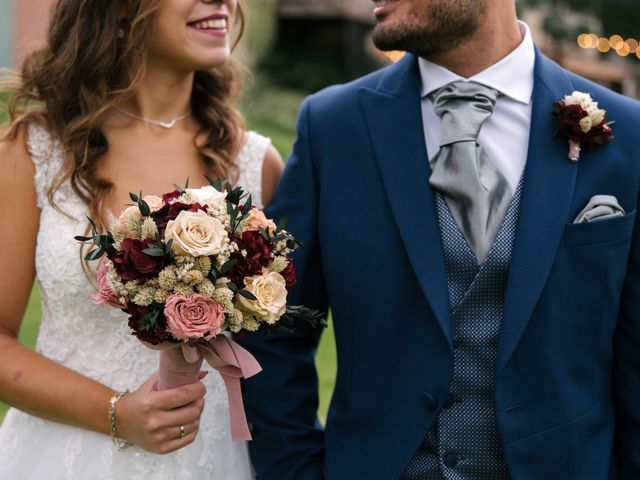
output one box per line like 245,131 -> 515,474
419,21 -> 535,105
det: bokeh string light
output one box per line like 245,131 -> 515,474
578,33 -> 640,59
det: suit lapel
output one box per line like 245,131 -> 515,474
497,52 -> 578,373
359,54 -> 453,348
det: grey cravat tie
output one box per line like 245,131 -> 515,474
429,81 -> 512,264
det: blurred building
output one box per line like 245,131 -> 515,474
0,0 -> 52,69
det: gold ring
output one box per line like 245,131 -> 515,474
179,425 -> 186,439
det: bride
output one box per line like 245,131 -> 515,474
0,0 -> 282,478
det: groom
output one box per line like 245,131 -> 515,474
241,0 -> 640,478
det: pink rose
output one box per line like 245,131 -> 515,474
143,195 -> 165,213
164,294 -> 225,341
244,208 -> 277,235
91,260 -> 123,308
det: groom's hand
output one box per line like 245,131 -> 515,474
116,373 -> 207,454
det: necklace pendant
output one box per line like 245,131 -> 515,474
159,120 -> 177,129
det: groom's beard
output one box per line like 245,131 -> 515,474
372,0 -> 485,57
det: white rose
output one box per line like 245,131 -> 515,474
579,116 -> 593,134
185,186 -> 227,209
236,272 -> 288,325
587,106 -> 606,128
564,91 -> 594,109
165,210 -> 228,257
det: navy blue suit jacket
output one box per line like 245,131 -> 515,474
240,51 -> 640,479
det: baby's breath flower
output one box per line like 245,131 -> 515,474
158,267 -> 177,291
213,286 -> 234,311
274,240 -> 292,255
196,278 -> 216,298
183,270 -> 204,286
154,289 -> 170,304
241,316 -> 260,332
125,281 -> 141,297
228,307 -> 244,327
107,266 -> 127,296
194,256 -> 212,276
133,287 -> 155,306
173,283 -> 194,297
175,255 -> 197,266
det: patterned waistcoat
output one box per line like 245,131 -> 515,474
402,181 -> 523,480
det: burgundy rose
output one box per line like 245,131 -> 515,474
280,260 -> 297,291
554,102 -> 588,139
112,238 -> 167,282
125,302 -> 171,345
162,190 -> 182,204
228,231 -> 274,287
152,202 -> 208,229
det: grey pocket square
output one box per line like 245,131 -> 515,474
574,195 -> 626,224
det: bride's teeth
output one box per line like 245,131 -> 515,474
193,18 -> 227,30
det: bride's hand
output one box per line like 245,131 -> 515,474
115,373 -> 207,454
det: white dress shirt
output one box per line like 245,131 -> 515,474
419,22 -> 536,193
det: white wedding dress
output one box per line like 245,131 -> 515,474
0,122 -> 271,479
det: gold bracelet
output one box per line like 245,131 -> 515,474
108,390 -> 133,451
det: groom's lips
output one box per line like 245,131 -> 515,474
373,0 -> 403,18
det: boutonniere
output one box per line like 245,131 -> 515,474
552,91 -> 615,163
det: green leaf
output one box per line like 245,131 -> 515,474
172,183 -> 185,193
74,235 -> 93,242
129,192 -> 139,203
243,194 -> 253,212
220,258 -> 237,274
138,305 -> 162,331
184,177 -> 190,189
277,217 -> 288,231
238,290 -> 258,301
138,198 -> 151,217
209,268 -> 219,282
143,246 -> 166,257
86,247 -> 106,261
164,239 -> 173,254
227,282 -> 239,293
226,186 -> 243,205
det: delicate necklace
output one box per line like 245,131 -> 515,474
114,107 -> 192,129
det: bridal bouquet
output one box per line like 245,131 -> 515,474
77,180 -> 323,441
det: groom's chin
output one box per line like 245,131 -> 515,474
372,23 -> 409,52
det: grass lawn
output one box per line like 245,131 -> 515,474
0,83 -> 338,424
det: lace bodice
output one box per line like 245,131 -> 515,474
0,123 -> 270,479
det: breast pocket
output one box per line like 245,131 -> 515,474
565,210 -> 637,247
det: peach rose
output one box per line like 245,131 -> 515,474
244,208 -> 277,235
143,195 -> 165,213
165,210 -> 228,257
118,195 -> 164,223
164,294 -> 225,341
236,271 -> 287,324
91,260 -> 123,308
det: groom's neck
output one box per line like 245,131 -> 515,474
424,7 -> 522,78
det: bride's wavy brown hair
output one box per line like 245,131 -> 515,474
3,0 -> 246,230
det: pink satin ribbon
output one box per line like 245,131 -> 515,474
182,337 -> 262,442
